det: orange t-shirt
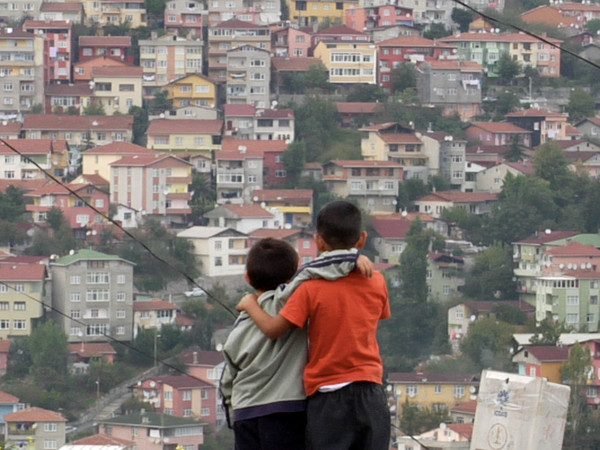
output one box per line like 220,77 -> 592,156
280,271 -> 390,396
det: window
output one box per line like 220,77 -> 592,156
183,390 -> 192,401
14,301 -> 25,311
0,320 -> 8,329
566,313 -> 579,324
43,440 -> 57,449
116,326 -> 125,335
183,408 -> 193,417
70,310 -> 80,319
567,296 -> 579,306
0,302 -> 8,310
70,275 -> 81,285
116,309 -> 126,319
13,320 -> 26,330
454,385 -> 465,398
201,389 -> 209,399
15,284 -> 24,293
44,423 -> 57,432
86,289 -> 110,301
70,293 -> 81,302
591,295 -> 598,305
87,273 -> 109,284
201,408 -> 211,416
434,385 -> 442,394
117,274 -> 126,284
215,256 -> 222,266
407,385 -> 418,397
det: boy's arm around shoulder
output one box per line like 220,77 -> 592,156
237,293 -> 294,339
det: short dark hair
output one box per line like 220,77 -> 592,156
246,237 -> 299,292
316,200 -> 362,249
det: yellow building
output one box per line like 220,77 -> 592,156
82,142 -> 156,181
166,74 -> 218,110
81,0 -> 147,27
512,345 -> 569,384
91,66 -> 143,115
313,40 -> 377,85
146,118 -> 223,158
288,0 -> 358,26
0,262 -> 47,339
387,372 -> 480,413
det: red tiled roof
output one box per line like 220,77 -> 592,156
503,160 -> 535,175
426,60 -> 483,71
371,217 -> 411,239
387,372 -> 479,383
315,25 -> 368,36
147,119 -> 223,135
0,139 -> 53,155
578,116 -> 600,127
447,423 -> 474,440
0,262 -> 46,281
418,191 -> 497,203
514,230 -> 579,245
0,179 -> 50,193
41,2 -> 83,11
545,241 -> 600,256
79,36 -> 132,46
377,36 -> 440,47
563,151 -> 600,164
380,133 -> 422,144
221,138 -> 288,152
85,142 -> 154,155
23,20 -> 73,29
336,102 -> 382,114
181,349 -> 224,366
68,342 -> 116,357
23,114 -> 133,131
45,82 -> 93,96
518,345 -> 570,362
271,57 -> 324,72
505,108 -> 566,118
260,108 -> 294,119
216,18 -> 264,29
468,121 -> 530,133
92,66 -> 143,77
450,399 -> 478,414
249,228 -> 305,239
223,204 -> 273,218
0,390 -> 18,403
0,121 -> 22,134
111,154 -> 189,167
440,32 -> 562,44
73,434 -> 135,446
326,159 -> 403,168
251,189 -> 313,202
133,299 -> 178,311
223,104 -> 255,116
5,407 -> 67,422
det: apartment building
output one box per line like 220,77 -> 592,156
80,0 -> 147,27
110,153 -> 192,224
0,139 -> 70,181
164,0 -> 205,38
138,33 -> 204,97
90,66 -> 143,115
416,130 -> 467,191
22,20 -> 74,85
146,118 -> 223,158
207,0 -> 280,27
82,142 -> 156,181
288,0 -> 358,27
322,159 -> 403,214
0,28 -> 45,115
207,18 -> 270,83
226,44 -> 271,107
165,74 -> 217,110
313,40 -> 378,85
4,407 -> 67,450
50,249 -> 135,343
39,2 -> 85,24
0,261 -> 47,340
224,104 -> 294,141
78,36 -> 134,65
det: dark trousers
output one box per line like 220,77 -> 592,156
306,382 -> 391,450
234,411 -> 307,450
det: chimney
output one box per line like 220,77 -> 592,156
193,351 -> 198,364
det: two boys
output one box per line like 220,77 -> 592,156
221,200 -> 391,449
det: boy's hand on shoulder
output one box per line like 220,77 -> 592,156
356,254 -> 374,278
236,293 -> 258,312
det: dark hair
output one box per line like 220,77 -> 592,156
246,237 -> 299,291
316,200 -> 362,249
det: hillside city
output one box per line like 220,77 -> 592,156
1,0 -> 600,447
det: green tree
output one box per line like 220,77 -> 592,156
28,321 -> 69,389
189,173 -> 216,225
346,84 -> 387,102
0,185 -> 26,221
451,7 -> 473,32
585,18 -> 600,34
423,23 -> 450,39
463,245 -> 516,300
293,96 -> 339,162
529,316 -> 569,345
533,141 -> 570,191
129,105 -> 149,146
566,87 -> 596,123
282,141 -> 306,186
504,135 -> 527,162
83,101 -> 106,115
46,207 -> 65,233
149,90 -> 173,114
496,53 -> 521,84
562,343 -> 592,447
459,317 -> 515,370
391,63 -> 418,94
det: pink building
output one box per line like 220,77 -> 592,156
132,375 -> 218,427
248,228 -> 318,264
542,242 -> 600,275
78,36 -> 134,64
345,4 -> 413,31
377,36 -> 456,91
0,340 -> 10,375
464,121 -> 532,147
98,411 -> 205,448
23,20 -> 74,84
272,26 -> 312,57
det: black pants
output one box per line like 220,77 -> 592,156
306,382 -> 391,450
234,411 -> 307,450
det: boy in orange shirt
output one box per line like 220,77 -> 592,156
238,200 -> 391,449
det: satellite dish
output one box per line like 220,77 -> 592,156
587,262 -> 592,269
253,196 -> 259,202
559,264 -> 564,269
216,343 -> 223,351
545,228 -> 551,234
150,381 -> 156,387
567,263 -> 573,269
